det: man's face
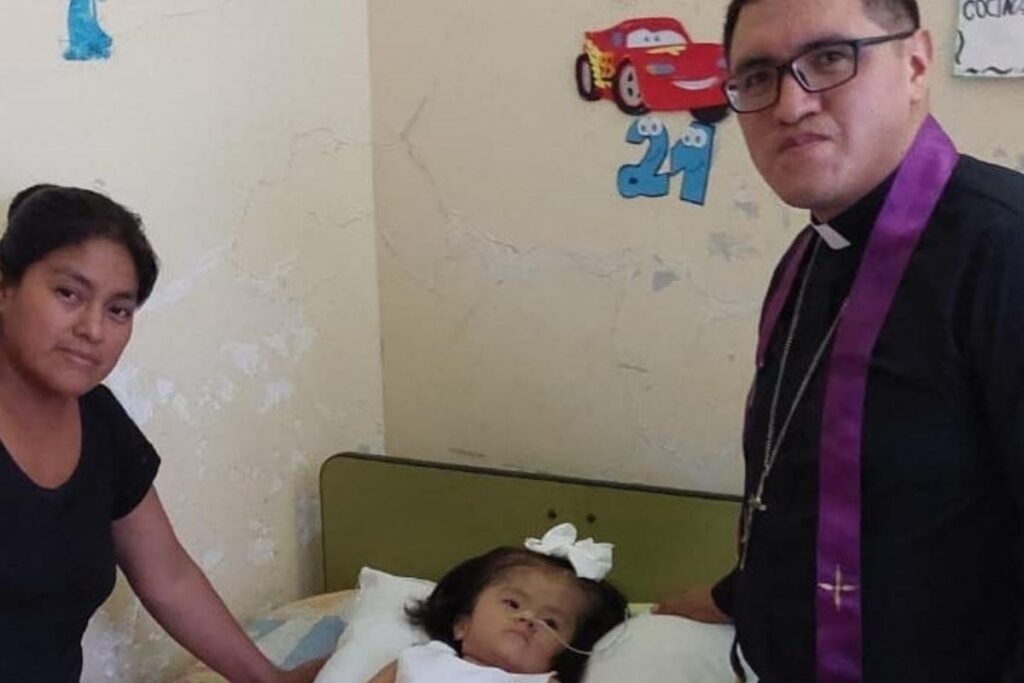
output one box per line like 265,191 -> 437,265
729,0 -> 930,219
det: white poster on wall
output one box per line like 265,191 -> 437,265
955,1 -> 1024,77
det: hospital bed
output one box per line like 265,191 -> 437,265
172,451 -> 743,682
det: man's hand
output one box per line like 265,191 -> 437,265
652,585 -> 731,623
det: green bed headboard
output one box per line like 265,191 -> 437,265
320,452 -> 741,603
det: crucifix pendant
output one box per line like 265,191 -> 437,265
738,491 -> 768,569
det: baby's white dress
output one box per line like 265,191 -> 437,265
395,641 -> 554,683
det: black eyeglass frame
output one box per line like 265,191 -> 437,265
723,29 -> 918,114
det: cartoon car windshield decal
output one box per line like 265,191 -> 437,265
626,29 -> 687,49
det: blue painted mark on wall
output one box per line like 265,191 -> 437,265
65,0 -> 112,61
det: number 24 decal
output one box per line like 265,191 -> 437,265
617,116 -> 716,206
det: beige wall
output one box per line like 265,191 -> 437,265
371,1 -> 1024,495
0,1 -> 382,680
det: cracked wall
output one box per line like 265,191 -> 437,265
1,0 -> 382,680
370,1 -> 1024,494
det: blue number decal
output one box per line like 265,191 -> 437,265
65,0 -> 113,61
617,116 -> 671,198
668,122 -> 716,206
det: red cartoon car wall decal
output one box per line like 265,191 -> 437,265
575,17 -> 730,123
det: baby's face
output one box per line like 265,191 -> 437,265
454,565 -> 589,674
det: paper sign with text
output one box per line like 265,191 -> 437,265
956,0 -> 1024,77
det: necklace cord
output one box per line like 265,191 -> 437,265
740,236 -> 846,568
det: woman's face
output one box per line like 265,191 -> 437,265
0,238 -> 139,399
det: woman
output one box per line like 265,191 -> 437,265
0,184 -> 323,682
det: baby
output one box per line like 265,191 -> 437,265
366,524 -> 628,683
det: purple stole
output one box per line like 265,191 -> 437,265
750,116 -> 959,682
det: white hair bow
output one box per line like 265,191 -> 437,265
524,522 -> 614,581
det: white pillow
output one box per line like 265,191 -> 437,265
314,567 -> 435,683
582,614 -> 757,683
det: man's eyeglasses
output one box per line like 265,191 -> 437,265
723,30 -> 917,114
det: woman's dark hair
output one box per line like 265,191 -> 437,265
407,547 -> 628,683
3,184 -> 159,303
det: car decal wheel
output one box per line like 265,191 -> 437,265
613,61 -> 649,115
575,54 -> 600,101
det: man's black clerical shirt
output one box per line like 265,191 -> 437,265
714,155 -> 1024,682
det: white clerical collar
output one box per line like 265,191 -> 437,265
809,221 -> 852,250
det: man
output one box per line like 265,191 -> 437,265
655,1 -> 1024,681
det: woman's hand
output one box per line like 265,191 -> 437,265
273,657 -> 328,683
365,661 -> 398,683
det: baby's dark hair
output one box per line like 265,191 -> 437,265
3,184 -> 159,303
407,547 -> 628,683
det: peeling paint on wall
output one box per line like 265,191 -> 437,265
652,269 -> 680,292
248,520 -> 277,566
224,342 -> 264,377
296,489 -> 321,548
732,182 -> 761,220
200,548 -> 226,572
708,231 -> 759,261
106,365 -> 156,426
146,243 -> 233,313
260,380 -> 296,413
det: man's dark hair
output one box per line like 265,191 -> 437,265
723,0 -> 921,59
407,547 -> 628,683
3,185 -> 159,303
